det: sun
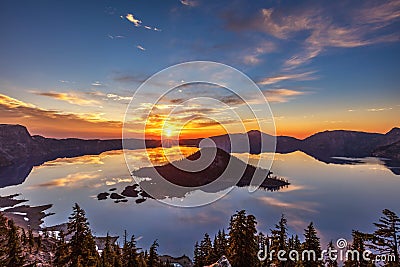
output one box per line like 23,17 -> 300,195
164,128 -> 172,138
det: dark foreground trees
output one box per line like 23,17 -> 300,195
57,203 -> 155,267
0,204 -> 399,267
372,209 -> 400,264
193,209 -> 400,267
5,220 -> 24,266
67,203 -> 100,266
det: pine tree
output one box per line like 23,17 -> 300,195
193,241 -> 203,267
288,234 -> 301,251
138,252 -> 148,267
287,234 -> 302,266
213,229 -> 228,261
258,232 -> 270,267
147,239 -> 159,267
28,227 -> 34,253
200,233 -> 213,264
5,220 -> 24,267
67,203 -> 99,267
371,209 -> 400,264
20,228 -> 27,245
343,230 -> 373,267
37,233 -> 42,253
54,230 -> 69,267
302,222 -> 321,267
101,233 -> 115,267
0,212 -> 8,263
324,240 -> 338,267
270,214 -> 288,266
245,213 -> 259,267
228,210 -> 258,267
113,243 -> 123,267
122,232 -> 140,267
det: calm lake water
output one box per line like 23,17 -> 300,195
0,147 -> 399,257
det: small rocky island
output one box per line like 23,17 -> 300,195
133,147 -> 289,188
98,147 -> 289,203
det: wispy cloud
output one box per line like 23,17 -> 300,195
258,71 -> 316,85
91,81 -> 103,86
106,93 -> 133,101
284,47 -> 322,70
263,88 -> 307,103
107,34 -> 125,39
126,13 -> 142,27
242,41 -> 276,65
178,211 -> 224,225
180,0 -> 198,7
32,91 -> 101,106
355,0 -> 400,25
224,1 -> 400,69
124,13 -> 161,31
367,107 -> 393,112
136,45 -> 146,51
113,74 -> 146,84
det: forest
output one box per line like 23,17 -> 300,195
0,204 -> 399,267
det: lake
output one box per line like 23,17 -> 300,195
0,147 -> 399,257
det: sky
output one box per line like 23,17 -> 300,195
0,0 -> 399,139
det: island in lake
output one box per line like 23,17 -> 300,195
98,147 -> 289,203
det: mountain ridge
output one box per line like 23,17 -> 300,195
0,124 -> 161,168
1,124 -> 399,167
0,124 -> 399,187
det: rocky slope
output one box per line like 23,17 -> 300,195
372,140 -> 400,161
0,124 -> 162,168
300,128 -> 400,158
181,127 -> 400,161
0,124 -> 123,167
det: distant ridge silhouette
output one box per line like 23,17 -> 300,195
0,124 -> 399,188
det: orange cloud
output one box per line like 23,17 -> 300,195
258,71 -> 316,85
263,88 -> 307,103
33,91 -> 101,106
0,93 -> 121,138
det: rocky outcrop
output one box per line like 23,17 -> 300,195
159,254 -> 193,267
300,130 -> 383,158
0,124 -> 39,166
0,124 -> 123,167
0,124 -> 164,169
299,128 -> 400,162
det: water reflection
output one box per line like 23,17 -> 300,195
0,149 -> 398,257
1,145 -> 398,189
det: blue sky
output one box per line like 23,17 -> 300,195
0,0 -> 399,138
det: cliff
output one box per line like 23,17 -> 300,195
0,124 -> 123,167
